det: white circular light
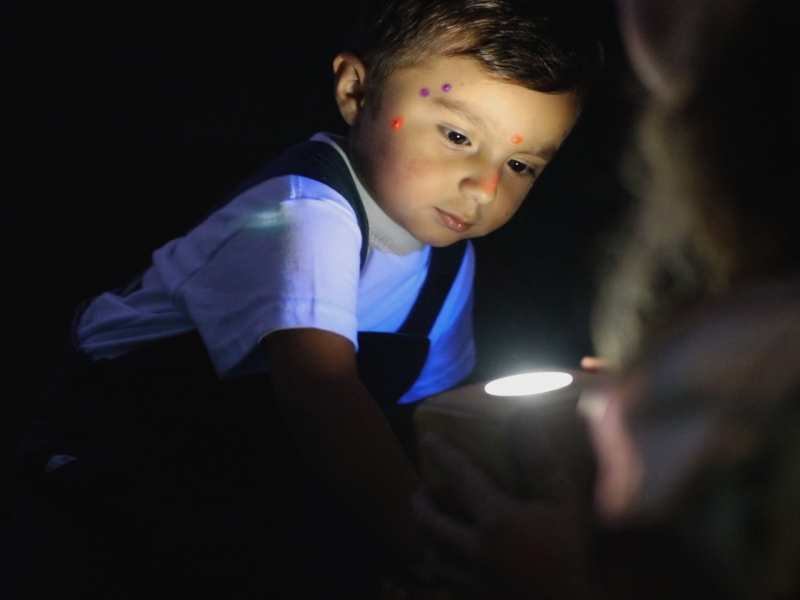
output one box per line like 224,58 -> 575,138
484,371 -> 573,396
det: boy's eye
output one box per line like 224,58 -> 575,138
507,159 -> 534,176
440,127 -> 471,146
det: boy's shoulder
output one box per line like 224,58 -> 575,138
221,134 -> 370,268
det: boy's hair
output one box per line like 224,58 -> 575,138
350,0 -> 603,108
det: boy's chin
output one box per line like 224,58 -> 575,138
429,238 -> 463,248
414,232 -> 466,248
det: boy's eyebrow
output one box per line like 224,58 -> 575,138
532,144 -> 558,161
432,97 -> 488,128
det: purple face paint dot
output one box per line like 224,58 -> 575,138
420,88 -> 430,97
441,83 -> 452,92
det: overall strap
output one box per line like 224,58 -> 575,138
224,140 -> 369,268
398,240 -> 468,337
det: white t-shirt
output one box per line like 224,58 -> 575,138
76,134 -> 476,403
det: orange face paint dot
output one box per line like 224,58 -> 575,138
511,134 -> 524,145
391,116 -> 404,130
480,172 -> 500,193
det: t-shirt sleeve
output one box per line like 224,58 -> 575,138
398,241 -> 476,403
151,175 -> 362,376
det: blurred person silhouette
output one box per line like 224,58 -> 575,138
412,0 -> 800,597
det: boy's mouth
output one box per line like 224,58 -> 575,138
436,208 -> 473,233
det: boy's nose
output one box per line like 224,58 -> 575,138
460,169 -> 499,205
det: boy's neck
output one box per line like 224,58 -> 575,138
316,133 -> 425,255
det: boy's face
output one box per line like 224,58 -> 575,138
336,54 -> 579,247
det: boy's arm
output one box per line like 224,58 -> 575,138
261,326 -> 422,563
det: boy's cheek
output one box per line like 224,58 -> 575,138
405,158 -> 429,179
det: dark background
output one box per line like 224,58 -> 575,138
2,1 -> 638,532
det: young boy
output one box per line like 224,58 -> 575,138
2,0 -> 601,597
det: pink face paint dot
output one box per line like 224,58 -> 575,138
391,116 -> 404,130
441,83 -> 452,92
420,88 -> 430,97
511,134 -> 524,145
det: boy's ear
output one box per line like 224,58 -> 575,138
333,52 -> 367,126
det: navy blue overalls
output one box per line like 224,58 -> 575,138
2,141 -> 467,599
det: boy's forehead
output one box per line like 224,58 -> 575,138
386,55 -> 578,123
383,57 -> 497,107
385,55 -> 575,106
